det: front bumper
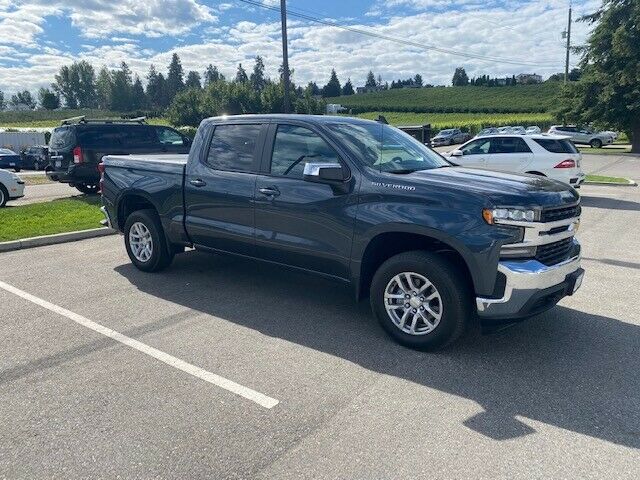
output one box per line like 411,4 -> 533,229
476,240 -> 583,320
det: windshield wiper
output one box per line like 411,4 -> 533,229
388,168 -> 420,174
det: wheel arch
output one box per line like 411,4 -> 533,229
116,190 -> 159,231
354,226 -> 478,301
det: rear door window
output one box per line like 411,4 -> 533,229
206,124 -> 262,172
534,138 -> 578,154
76,126 -> 123,146
118,126 -> 157,148
490,137 -> 532,154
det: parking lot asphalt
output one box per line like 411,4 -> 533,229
1,184 -> 639,479
11,182 -> 81,206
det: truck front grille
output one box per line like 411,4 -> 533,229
535,237 -> 575,266
541,204 -> 581,223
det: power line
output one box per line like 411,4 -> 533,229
235,0 -> 560,68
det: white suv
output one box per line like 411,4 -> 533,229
0,168 -> 25,207
445,134 -> 585,187
547,125 -> 613,148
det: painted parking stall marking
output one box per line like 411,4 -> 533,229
0,280 -> 279,409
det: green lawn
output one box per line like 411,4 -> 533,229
578,145 -> 632,155
0,196 -> 104,242
585,174 -> 630,184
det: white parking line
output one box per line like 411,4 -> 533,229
0,280 -> 279,409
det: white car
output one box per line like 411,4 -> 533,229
547,125 -> 613,148
445,134 -> 585,187
0,168 -> 25,207
525,126 -> 541,134
510,126 -> 527,135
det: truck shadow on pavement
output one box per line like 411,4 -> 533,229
115,251 -> 640,450
579,194 -> 640,211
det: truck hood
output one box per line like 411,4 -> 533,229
407,167 -> 579,208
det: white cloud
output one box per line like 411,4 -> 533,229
0,0 -> 601,95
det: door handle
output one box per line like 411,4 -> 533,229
189,179 -> 206,187
259,186 -> 280,197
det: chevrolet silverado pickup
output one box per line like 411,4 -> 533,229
100,115 -> 584,349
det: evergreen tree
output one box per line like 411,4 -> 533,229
452,67 -> 469,86
321,69 -> 341,97
341,78 -> 355,95
10,90 -> 36,109
165,53 -> 185,104
414,74 -> 423,87
0,90 -> 5,110
52,65 -> 78,108
130,76 -> 147,110
250,56 -> 267,91
110,62 -> 133,111
365,70 -> 376,88
96,67 -> 113,110
204,64 -> 223,85
185,71 -> 202,89
235,63 -> 249,83
306,81 -> 320,96
146,65 -> 165,109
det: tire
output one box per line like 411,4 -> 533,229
370,251 -> 471,350
75,183 -> 99,195
14,167 -> 20,173
124,209 -> 174,272
590,139 -> 602,148
0,184 -> 7,208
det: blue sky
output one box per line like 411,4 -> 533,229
0,0 -> 599,95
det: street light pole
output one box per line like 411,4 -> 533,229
280,0 -> 291,113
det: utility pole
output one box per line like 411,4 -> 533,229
564,2 -> 572,84
280,0 -> 291,113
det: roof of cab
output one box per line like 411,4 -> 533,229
202,114 -> 378,126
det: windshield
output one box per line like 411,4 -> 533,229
0,148 -> 16,155
327,122 -> 450,174
438,129 -> 454,135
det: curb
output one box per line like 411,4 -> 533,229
584,179 -> 638,187
0,227 -> 117,253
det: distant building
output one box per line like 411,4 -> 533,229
516,73 -> 543,84
356,85 -> 385,94
326,104 -> 347,114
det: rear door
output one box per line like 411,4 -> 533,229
485,137 -> 533,172
184,122 -> 267,255
253,123 -> 356,279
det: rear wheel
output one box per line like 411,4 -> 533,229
0,184 -> 7,208
124,209 -> 174,272
590,138 -> 602,148
370,251 -> 471,350
75,183 -> 99,194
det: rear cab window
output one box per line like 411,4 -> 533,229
534,138 -> 578,154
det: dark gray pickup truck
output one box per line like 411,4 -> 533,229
100,114 -> 584,349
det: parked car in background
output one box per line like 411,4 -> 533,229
47,117 -> 192,194
476,127 -> 498,137
510,126 -> 527,135
547,125 -> 614,148
445,134 -> 585,187
101,114 -> 584,350
21,145 -> 49,170
0,168 -> 24,207
430,128 -> 470,146
497,126 -> 513,134
600,130 -> 619,140
0,148 -> 21,172
526,126 -> 541,134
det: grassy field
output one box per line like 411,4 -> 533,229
0,196 -> 103,242
0,109 -> 168,128
328,83 -> 559,114
578,145 -> 631,154
349,111 -> 553,134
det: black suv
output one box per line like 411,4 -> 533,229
47,117 -> 191,194
21,146 -> 49,170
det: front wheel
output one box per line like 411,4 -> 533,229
124,209 -> 174,272
590,139 -> 602,148
75,183 -> 99,194
370,251 -> 471,350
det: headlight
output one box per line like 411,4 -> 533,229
483,207 -> 538,224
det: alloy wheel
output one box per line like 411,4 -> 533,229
384,272 -> 443,335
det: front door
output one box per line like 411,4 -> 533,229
184,123 -> 266,256
457,138 -> 491,168
486,136 -> 533,172
254,123 -> 356,279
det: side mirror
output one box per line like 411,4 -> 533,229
450,150 -> 463,157
183,137 -> 192,147
303,163 -> 346,183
